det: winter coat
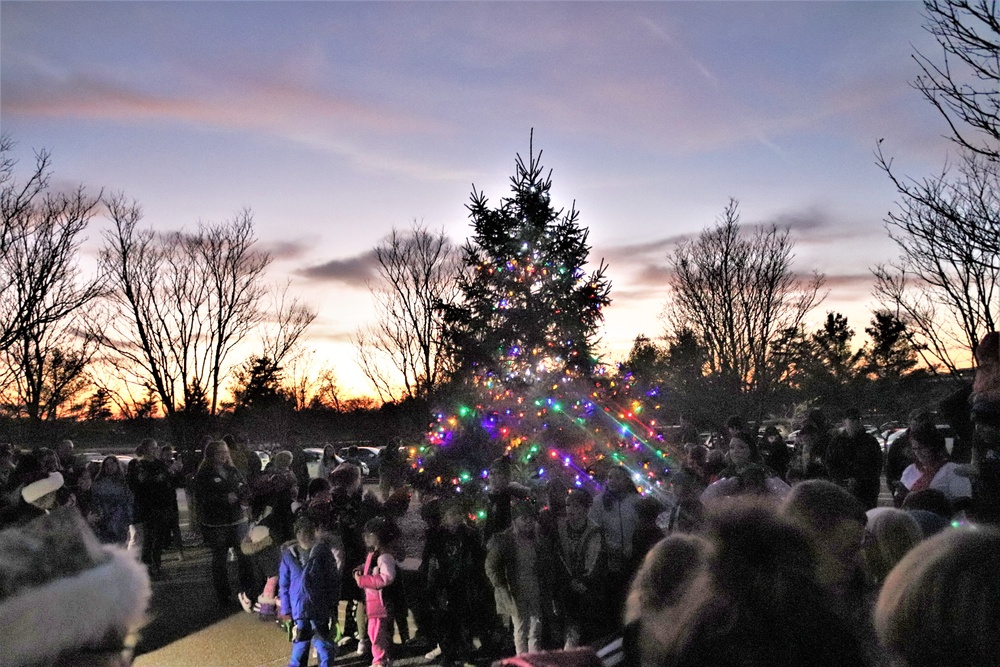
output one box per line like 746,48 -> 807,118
588,492 -> 641,573
422,523 -> 489,613
249,468 -> 297,543
89,476 -> 134,544
900,461 -> 973,503
193,464 -> 247,527
356,549 -> 397,618
485,528 -> 553,619
127,458 -> 173,524
279,538 -> 340,621
554,518 -> 603,618
826,431 -> 884,506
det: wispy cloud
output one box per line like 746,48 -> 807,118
297,250 -> 377,287
3,64 -> 471,181
259,239 -> 314,262
309,329 -> 356,345
821,273 -> 874,290
599,235 -> 692,265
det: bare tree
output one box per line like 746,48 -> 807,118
224,283 -> 317,411
355,223 -> 460,401
311,367 -> 344,411
197,212 -> 271,414
279,350 -> 345,411
874,147 -> 999,372
1,315 -> 96,421
913,0 -> 1000,161
873,1 -> 1000,373
98,196 -> 310,420
259,282 -> 317,370
663,199 -> 825,394
0,136 -> 103,354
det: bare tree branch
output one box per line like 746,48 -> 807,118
913,0 -> 1000,160
873,144 -> 999,371
98,199 -> 305,418
260,281 -> 317,369
355,223 -> 460,400
664,199 -> 825,394
0,135 -> 103,354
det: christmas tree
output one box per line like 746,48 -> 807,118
443,132 -> 610,385
414,135 -> 677,512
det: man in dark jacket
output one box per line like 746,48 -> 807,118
128,438 -> 174,578
826,410 -> 884,510
280,514 -> 340,667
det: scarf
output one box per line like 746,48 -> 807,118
910,460 -> 946,493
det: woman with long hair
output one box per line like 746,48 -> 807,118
899,423 -> 971,507
318,444 -> 340,481
194,440 -> 254,609
89,456 -> 134,546
701,436 -> 790,502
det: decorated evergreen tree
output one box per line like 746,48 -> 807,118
443,132 -> 611,388
409,137 -> 681,510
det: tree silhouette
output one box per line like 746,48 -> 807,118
443,132 -> 611,388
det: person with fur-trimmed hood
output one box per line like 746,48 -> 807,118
280,513 -> 340,667
0,508 -> 151,667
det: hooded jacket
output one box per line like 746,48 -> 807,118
279,538 -> 340,621
356,549 -> 397,618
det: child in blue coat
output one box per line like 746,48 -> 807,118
280,514 -> 340,667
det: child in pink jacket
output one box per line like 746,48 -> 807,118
354,517 -> 398,667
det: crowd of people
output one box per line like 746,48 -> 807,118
0,330 -> 999,667
1,416 -> 998,667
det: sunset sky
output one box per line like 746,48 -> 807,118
1,1 -> 955,397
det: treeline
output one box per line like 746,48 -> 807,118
2,0 -> 998,453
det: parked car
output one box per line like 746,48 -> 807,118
882,424 -> 956,455
339,446 -> 384,478
884,428 -> 908,451
80,451 -> 134,467
302,447 -> 369,479
81,451 -> 107,465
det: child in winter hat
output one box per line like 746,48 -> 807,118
0,507 -> 151,666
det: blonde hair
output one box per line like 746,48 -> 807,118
273,450 -> 293,469
875,527 -> 1000,667
863,509 -> 922,584
628,501 -> 871,667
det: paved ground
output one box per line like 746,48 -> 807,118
135,484 -> 437,667
133,543 -> 435,667
132,481 -> 896,667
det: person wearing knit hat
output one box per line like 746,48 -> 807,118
0,508 -> 151,666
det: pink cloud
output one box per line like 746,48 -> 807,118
4,68 -> 472,181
